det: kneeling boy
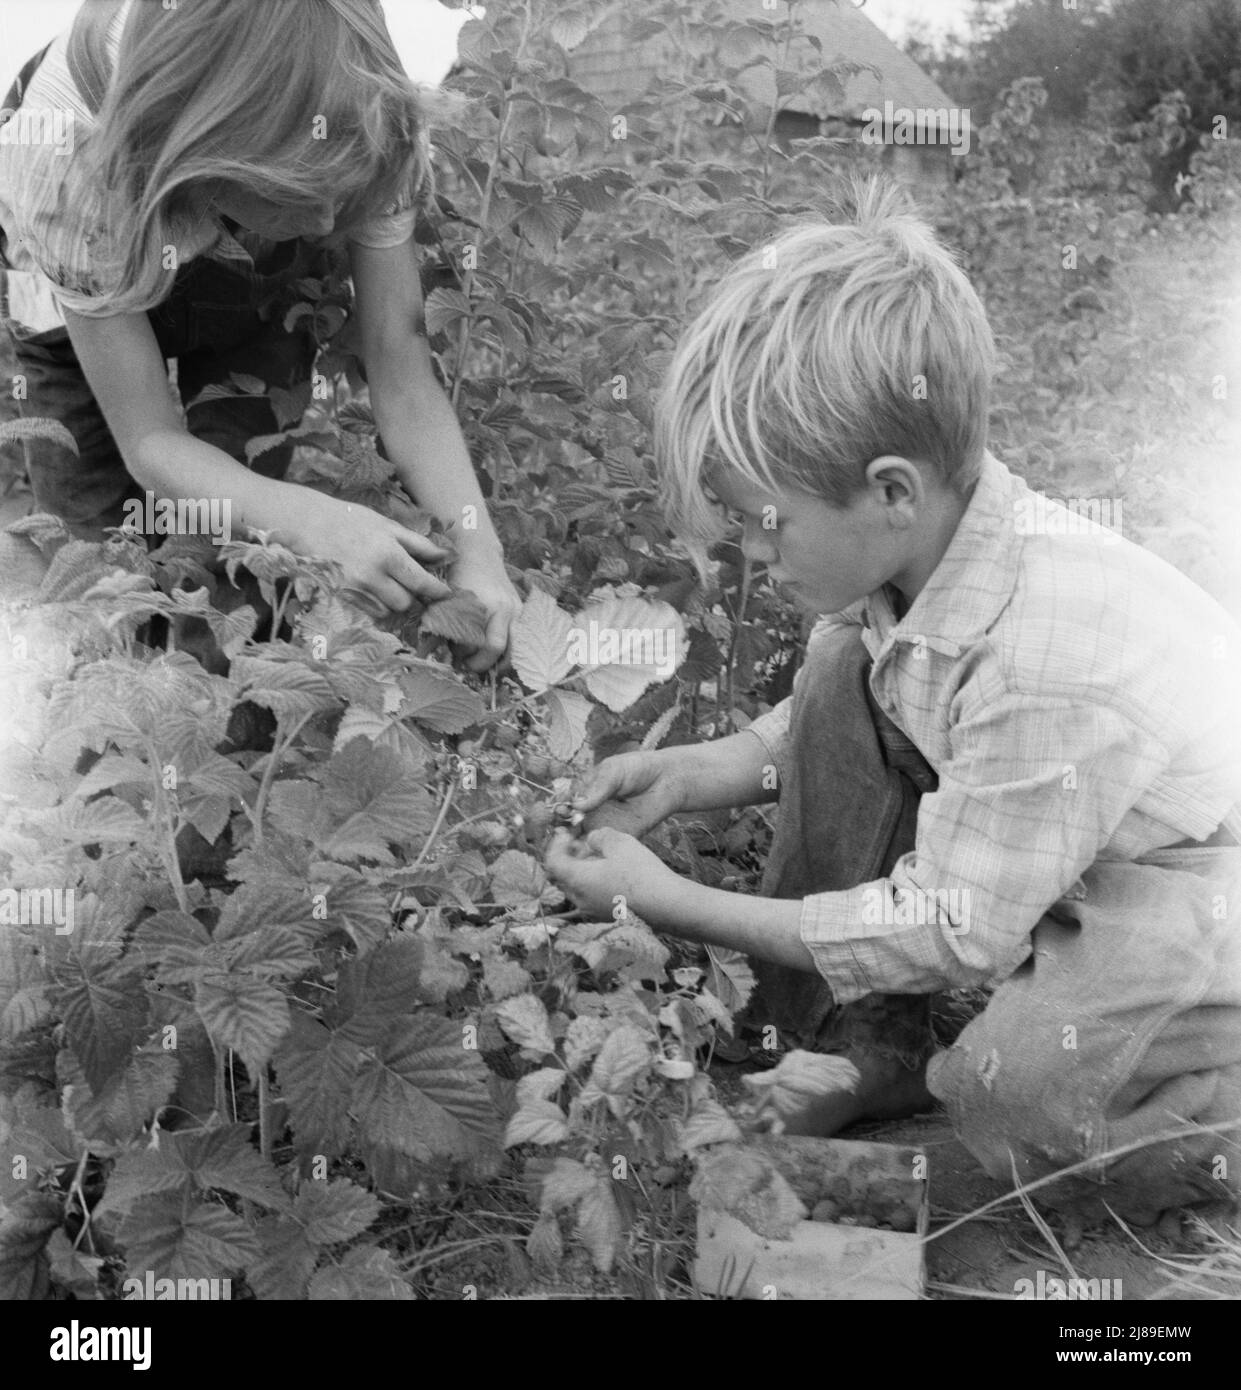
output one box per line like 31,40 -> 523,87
545,182 -> 1241,1225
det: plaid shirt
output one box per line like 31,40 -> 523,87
746,452 -> 1241,1005
0,0 -> 417,336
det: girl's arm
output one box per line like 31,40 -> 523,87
62,307 -> 454,611
350,237 -> 521,673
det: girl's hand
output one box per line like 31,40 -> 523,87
544,826 -> 677,921
281,490 -> 453,612
448,551 -> 522,673
573,751 -> 686,838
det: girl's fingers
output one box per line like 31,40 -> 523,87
390,527 -> 452,564
387,548 -> 453,602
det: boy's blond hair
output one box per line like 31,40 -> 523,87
656,179 -> 995,539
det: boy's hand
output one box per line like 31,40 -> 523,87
448,551 -> 522,673
545,826 -> 677,921
573,751 -> 685,838
281,490 -> 453,612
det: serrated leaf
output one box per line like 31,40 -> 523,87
51,952 -> 145,1092
46,1228 -> 104,1298
307,1245 -> 413,1300
574,594 -> 687,712
274,1011 -> 362,1158
563,1014 -> 610,1071
398,665 -> 484,734
494,994 -> 555,1055
576,1176 -> 622,1274
705,946 -> 756,1017
539,1156 -> 595,1212
248,1215 -> 317,1300
99,1124 -> 290,1218
489,849 -> 554,909
352,1013 -> 498,1162
482,956 -> 530,1001
65,1046 -> 179,1147
294,1179 -> 380,1246
336,937 -> 424,1046
583,1024 -> 651,1103
0,1192 -> 61,1300
196,974 -> 291,1073
232,655 -> 340,720
545,688 -> 591,761
679,1097 -> 743,1153
503,1099 -> 569,1148
510,588 -> 577,692
120,1193 -> 257,1281
526,1209 -> 562,1272
419,589 -> 491,647
424,286 -> 472,337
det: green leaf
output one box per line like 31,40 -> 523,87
0,1192 -> 61,1300
573,593 -> 688,713
64,1045 -> 179,1147
398,665 -> 485,734
232,655 -> 340,721
538,1156 -> 595,1212
494,993 -> 555,1056
510,588 -> 577,692
195,973 -> 291,1073
419,589 -> 491,648
579,1024 -> 652,1112
503,1099 -> 568,1148
424,287 -> 472,338
307,1245 -> 413,1300
275,1011 -> 362,1159
248,1215 -> 317,1301
705,946 -> 756,1017
576,1176 -> 622,1274
489,849 -> 555,909
51,950 -> 145,1092
352,1013 -> 498,1162
99,1124 -> 290,1218
120,1192 -> 257,1282
294,1179 -> 380,1246
336,937 -> 425,1046
545,688 -> 591,760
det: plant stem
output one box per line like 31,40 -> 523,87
258,1071 -> 272,1160
252,713 -> 312,846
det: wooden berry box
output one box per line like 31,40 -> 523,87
693,1135 -> 928,1300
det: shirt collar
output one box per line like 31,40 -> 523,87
865,452 -> 1022,658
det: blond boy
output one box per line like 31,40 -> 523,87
546,182 -> 1241,1225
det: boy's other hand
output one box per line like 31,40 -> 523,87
573,751 -> 684,838
281,490 -> 453,612
545,826 -> 675,921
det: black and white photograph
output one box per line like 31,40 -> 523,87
0,0 -> 1238,1345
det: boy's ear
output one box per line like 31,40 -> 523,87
864,455 -> 924,512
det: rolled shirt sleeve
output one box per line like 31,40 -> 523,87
799,690 -> 1172,1004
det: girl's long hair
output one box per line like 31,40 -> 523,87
65,0 -> 437,315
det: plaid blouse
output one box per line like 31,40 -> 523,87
746,452 -> 1241,1003
0,0 -> 417,336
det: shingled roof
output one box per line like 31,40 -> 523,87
566,0 -> 957,122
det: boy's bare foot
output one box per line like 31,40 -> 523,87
775,1046 -> 934,1137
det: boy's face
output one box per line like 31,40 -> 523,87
709,461 -> 937,615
